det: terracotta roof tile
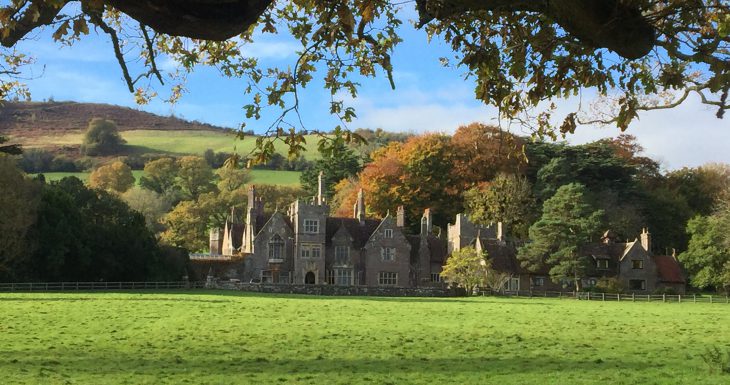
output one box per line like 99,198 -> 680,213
653,255 -> 686,283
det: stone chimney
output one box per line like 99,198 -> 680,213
420,208 -> 432,236
243,186 -> 258,253
209,228 -> 223,255
396,205 -> 405,227
317,171 -> 325,205
640,228 -> 651,253
353,188 -> 366,224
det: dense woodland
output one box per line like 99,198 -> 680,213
1,122 -> 729,291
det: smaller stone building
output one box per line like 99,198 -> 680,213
448,215 -> 687,294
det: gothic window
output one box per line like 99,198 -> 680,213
430,273 -> 441,283
381,247 -> 396,261
632,260 -> 644,269
304,219 -> 319,233
268,235 -> 284,260
596,259 -> 609,269
330,269 -> 353,285
335,245 -> 349,265
301,243 -> 322,258
384,228 -> 393,238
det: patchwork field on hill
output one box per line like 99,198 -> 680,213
0,292 -> 727,385
12,129 -> 324,159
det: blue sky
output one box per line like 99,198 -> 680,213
11,3 -> 730,170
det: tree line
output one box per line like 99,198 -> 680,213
327,123 -> 730,292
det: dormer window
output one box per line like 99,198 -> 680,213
384,228 -> 393,238
304,219 -> 319,233
596,259 -> 609,269
632,260 -> 643,269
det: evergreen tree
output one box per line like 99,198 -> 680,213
518,183 -> 603,290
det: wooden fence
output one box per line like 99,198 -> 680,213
0,281 -> 205,292
490,289 -> 730,304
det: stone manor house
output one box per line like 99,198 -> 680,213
196,173 -> 685,293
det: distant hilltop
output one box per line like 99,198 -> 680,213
0,101 -> 231,132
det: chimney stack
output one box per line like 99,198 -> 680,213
354,188 -> 366,224
396,206 -> 405,227
421,208 -> 432,236
317,171 -> 325,205
640,228 -> 651,254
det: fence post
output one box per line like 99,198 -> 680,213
663,293 -> 666,302
710,295 -> 713,304
587,292 -> 590,301
617,293 -> 621,302
693,294 -> 696,303
647,294 -> 650,302
726,295 -> 728,304
678,295 -> 681,303
602,293 -> 605,301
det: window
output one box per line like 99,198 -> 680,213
268,234 -> 284,260
587,278 -> 597,287
596,259 -> 609,269
629,279 -> 646,290
329,269 -> 353,286
334,245 -> 349,265
381,247 -> 396,261
430,273 -> 441,283
301,243 -> 321,258
532,277 -> 545,287
304,219 -> 319,233
632,259 -> 644,269
384,228 -> 393,238
378,272 -> 398,286
278,272 -> 290,284
261,270 -> 273,283
505,278 -> 520,291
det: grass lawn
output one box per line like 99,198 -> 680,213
0,292 -> 727,384
36,169 -> 302,186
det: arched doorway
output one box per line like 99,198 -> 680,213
304,271 -> 316,284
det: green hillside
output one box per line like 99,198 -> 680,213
36,169 -> 302,186
16,129 -> 324,159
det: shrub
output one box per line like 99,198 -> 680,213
80,118 -> 125,156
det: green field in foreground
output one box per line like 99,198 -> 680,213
36,169 -> 302,186
0,292 -> 728,385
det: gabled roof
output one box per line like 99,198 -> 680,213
254,211 -> 293,238
325,217 -> 380,248
653,255 -> 686,283
620,240 -> 643,261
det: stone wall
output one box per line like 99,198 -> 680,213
209,281 -> 465,297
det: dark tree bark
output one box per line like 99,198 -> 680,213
1,0 -> 655,59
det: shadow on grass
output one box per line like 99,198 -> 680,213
119,144 -> 177,156
0,290 -> 558,305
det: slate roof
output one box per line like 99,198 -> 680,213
653,255 -> 686,283
428,236 -> 448,264
229,223 -> 244,250
326,217 -> 381,248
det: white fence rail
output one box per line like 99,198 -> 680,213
490,289 -> 730,304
